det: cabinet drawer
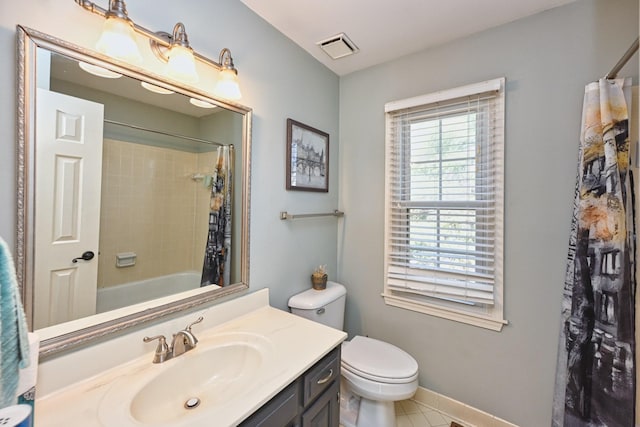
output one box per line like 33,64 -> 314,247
303,347 -> 340,406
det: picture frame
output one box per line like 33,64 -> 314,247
286,118 -> 329,192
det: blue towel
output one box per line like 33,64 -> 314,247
0,237 -> 30,407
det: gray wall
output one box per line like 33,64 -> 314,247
338,0 -> 638,425
0,0 -> 340,312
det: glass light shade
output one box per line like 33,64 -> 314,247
167,45 -> 199,84
140,81 -> 175,95
214,69 -> 242,101
95,17 -> 142,63
189,98 -> 216,109
78,62 -> 122,79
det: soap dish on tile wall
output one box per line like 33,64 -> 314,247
116,252 -> 136,267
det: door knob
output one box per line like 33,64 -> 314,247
72,251 -> 95,263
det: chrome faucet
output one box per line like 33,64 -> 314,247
143,335 -> 170,363
171,326 -> 199,357
143,316 -> 203,363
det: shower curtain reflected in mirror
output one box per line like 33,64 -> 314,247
553,78 -> 636,426
201,145 -> 234,287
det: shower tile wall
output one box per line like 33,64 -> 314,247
98,139 -> 212,289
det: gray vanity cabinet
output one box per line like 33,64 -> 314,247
300,346 -> 340,427
240,346 -> 341,427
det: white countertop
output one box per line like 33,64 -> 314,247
34,290 -> 346,426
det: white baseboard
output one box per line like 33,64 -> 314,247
413,386 -> 519,427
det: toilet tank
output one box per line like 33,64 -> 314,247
288,281 -> 346,330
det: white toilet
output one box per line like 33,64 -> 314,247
288,281 -> 418,427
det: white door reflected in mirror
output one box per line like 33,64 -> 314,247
34,88 -> 104,329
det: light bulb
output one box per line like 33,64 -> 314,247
214,68 -> 242,100
167,45 -> 199,84
95,17 -> 142,63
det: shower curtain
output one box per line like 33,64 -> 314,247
201,145 -> 234,287
552,78 -> 636,426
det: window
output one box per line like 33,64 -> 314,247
383,78 -> 506,331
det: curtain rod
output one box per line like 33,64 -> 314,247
104,119 -> 223,146
605,37 -> 639,79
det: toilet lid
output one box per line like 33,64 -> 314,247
341,336 -> 418,383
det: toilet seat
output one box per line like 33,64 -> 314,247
341,336 -> 418,384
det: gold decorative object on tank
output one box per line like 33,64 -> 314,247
311,265 -> 328,290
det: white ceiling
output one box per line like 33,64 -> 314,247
241,0 -> 579,76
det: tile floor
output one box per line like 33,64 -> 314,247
339,398 -> 473,427
395,399 -> 472,427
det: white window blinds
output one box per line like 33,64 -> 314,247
384,78 -> 504,307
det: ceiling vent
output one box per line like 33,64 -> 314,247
317,33 -> 359,60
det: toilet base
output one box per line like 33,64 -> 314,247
340,380 -> 398,427
356,397 -> 395,427
339,382 -> 360,427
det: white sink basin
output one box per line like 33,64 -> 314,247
98,332 -> 274,426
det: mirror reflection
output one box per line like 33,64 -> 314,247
17,26 -> 251,353
34,51 -> 243,329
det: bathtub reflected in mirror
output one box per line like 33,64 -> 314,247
96,272 -> 219,314
16,26 -> 252,356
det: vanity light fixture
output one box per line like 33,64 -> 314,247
94,0 -> 142,63
214,48 -> 242,101
152,23 -> 199,84
75,0 -> 242,100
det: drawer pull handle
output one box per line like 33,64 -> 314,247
316,369 -> 333,385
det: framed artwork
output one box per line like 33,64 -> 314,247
286,118 -> 329,192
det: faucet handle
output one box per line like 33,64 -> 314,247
186,316 -> 204,332
143,335 -> 170,363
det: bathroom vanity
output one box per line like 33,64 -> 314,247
35,289 -> 346,426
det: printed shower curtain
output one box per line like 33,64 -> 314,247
553,78 -> 636,426
201,145 -> 234,287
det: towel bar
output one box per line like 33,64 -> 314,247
280,210 -> 344,220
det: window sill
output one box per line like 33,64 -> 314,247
382,293 -> 508,332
